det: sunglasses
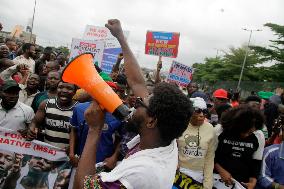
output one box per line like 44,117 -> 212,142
193,108 -> 208,114
134,97 -> 149,110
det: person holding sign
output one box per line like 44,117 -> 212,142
74,19 -> 192,189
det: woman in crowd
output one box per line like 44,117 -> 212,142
176,97 -> 217,189
215,105 -> 265,189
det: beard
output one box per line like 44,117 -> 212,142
124,116 -> 143,134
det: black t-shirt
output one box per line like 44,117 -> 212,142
215,131 -> 262,182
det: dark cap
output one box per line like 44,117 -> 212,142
1,80 -> 21,92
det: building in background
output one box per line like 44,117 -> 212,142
0,24 -> 36,44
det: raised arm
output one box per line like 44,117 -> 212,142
105,19 -> 148,98
154,56 -> 162,84
111,53 -> 123,73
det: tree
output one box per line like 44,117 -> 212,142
250,23 -> 284,82
251,23 -> 284,63
56,46 -> 70,56
193,46 -> 263,82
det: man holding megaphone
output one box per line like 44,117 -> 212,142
73,19 -> 193,189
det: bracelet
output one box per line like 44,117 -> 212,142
274,183 -> 280,189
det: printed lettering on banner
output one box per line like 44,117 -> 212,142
83,25 -> 130,73
145,31 -> 180,58
69,38 -> 105,67
0,127 -> 72,189
167,61 -> 193,87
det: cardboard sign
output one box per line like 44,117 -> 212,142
83,25 -> 129,73
167,61 -> 193,87
145,31 -> 180,58
69,38 -> 105,66
0,127 -> 72,189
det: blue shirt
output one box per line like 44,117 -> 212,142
70,102 -> 122,163
8,52 -> 16,60
257,142 -> 284,188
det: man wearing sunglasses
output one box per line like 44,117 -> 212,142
74,19 -> 193,189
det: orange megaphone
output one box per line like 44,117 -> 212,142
61,53 -> 130,120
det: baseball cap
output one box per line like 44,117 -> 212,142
258,91 -> 274,100
106,81 -> 121,91
213,89 -> 228,99
1,80 -> 21,92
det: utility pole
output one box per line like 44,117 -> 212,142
29,0 -> 37,43
237,28 -> 261,90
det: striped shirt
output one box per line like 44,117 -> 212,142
44,98 -> 77,149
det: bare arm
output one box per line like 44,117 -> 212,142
104,136 -> 121,170
106,19 -> 148,98
0,64 -> 17,81
74,101 -> 105,189
27,101 -> 47,140
111,53 -> 123,73
69,127 -> 79,167
154,56 -> 162,84
214,163 -> 233,185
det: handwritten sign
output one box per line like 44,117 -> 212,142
0,127 -> 71,189
145,31 -> 180,58
83,25 -> 129,73
167,61 -> 193,87
69,38 -> 104,66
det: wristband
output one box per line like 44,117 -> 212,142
274,183 -> 280,189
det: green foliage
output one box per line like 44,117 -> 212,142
194,23 -> 284,83
193,46 -> 263,82
56,46 -> 70,56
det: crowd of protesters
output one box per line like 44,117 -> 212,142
0,20 -> 283,189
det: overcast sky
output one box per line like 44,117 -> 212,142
1,0 -> 283,70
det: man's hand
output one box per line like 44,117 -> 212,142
17,129 -> 28,138
11,153 -> 23,173
241,178 -> 256,189
118,53 -> 123,60
219,169 -> 233,186
157,60 -> 162,71
84,101 -> 105,131
105,19 -> 124,40
26,127 -> 38,141
17,64 -> 30,75
69,154 -> 79,167
104,156 -> 117,170
241,182 -> 255,189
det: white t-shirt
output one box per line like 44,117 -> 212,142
100,135 -> 178,189
0,101 -> 34,131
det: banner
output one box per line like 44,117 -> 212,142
0,128 -> 71,189
145,31 -> 180,58
167,61 -> 193,87
83,25 -> 129,74
69,38 -> 105,66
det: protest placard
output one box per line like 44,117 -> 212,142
0,127 -> 71,189
69,38 -> 105,66
167,61 -> 193,87
145,31 -> 180,58
83,25 -> 129,74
